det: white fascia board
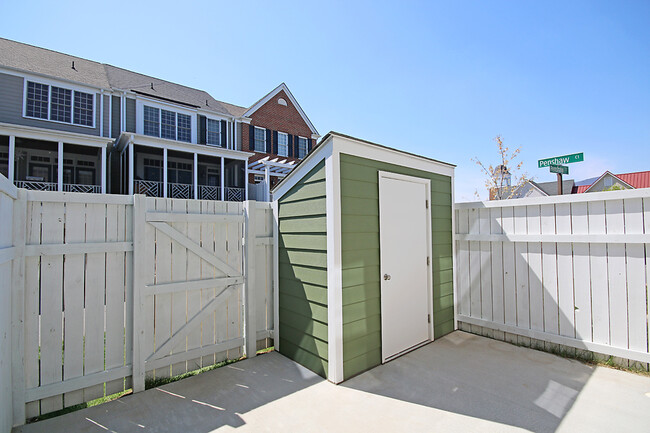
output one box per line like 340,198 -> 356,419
325,148 -> 343,383
243,83 -> 319,135
272,138 -> 333,200
331,135 -> 455,178
238,117 -> 252,124
0,66 -> 110,93
129,133 -> 253,160
0,122 -> 113,148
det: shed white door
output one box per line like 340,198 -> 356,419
379,172 -> 431,362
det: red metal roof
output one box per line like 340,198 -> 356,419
615,171 -> 650,188
574,170 -> 650,193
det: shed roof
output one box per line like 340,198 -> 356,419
273,131 -> 455,198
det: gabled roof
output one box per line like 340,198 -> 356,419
0,37 -> 110,89
583,171 -> 635,193
244,83 -> 319,136
532,179 -> 575,196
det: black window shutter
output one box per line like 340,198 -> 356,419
293,135 -> 299,157
288,135 -> 294,157
307,138 -> 313,153
273,131 -> 278,155
266,129 -> 272,153
249,124 -> 254,151
220,120 -> 227,147
198,115 -> 206,144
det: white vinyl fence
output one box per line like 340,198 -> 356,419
1,182 -> 275,427
455,188 -> 650,365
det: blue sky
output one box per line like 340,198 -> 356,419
3,0 -> 649,200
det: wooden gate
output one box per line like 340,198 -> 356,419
132,196 -> 250,391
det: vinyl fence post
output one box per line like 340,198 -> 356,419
131,194 -> 146,392
243,201 -> 257,358
11,189 -> 26,426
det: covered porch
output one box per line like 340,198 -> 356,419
0,123 -> 109,193
116,133 -> 252,201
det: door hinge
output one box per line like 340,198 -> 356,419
427,256 -> 430,266
428,314 -> 431,323
425,200 -> 429,209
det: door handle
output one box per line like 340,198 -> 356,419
384,274 -> 391,281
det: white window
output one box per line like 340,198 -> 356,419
277,132 -> 288,157
25,81 -> 94,127
254,127 -> 266,152
254,174 -> 264,183
207,119 -> 221,146
604,176 -> 613,188
143,105 -> 191,142
298,136 -> 308,159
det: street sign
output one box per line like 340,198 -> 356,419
538,152 -> 584,168
549,164 -> 569,175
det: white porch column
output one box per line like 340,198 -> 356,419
220,157 -> 225,201
163,148 -> 168,198
245,159 -> 250,201
264,164 -> 270,202
193,152 -> 198,200
57,141 -> 63,192
233,120 -> 237,150
8,136 -> 15,182
128,142 -> 134,195
101,146 -> 107,194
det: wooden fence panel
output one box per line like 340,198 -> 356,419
6,188 -> 274,424
455,189 -> 650,364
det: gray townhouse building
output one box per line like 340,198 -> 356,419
0,38 -> 319,201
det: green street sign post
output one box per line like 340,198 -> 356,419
549,164 -> 569,175
538,153 -> 583,195
538,152 -> 584,168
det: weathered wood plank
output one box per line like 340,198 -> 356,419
83,202 -> 106,401
62,202 -> 85,407
38,201 -> 64,413
556,203 -> 575,338
24,201 -> 41,417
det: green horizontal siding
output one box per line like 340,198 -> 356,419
339,153 -> 453,380
278,160 -> 328,378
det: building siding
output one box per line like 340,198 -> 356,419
278,160 -> 328,378
102,94 -> 110,137
111,95 -> 121,138
339,153 -> 453,380
125,98 -> 136,133
0,72 -> 101,136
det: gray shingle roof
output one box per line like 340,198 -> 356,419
0,38 -> 110,89
530,179 -> 575,196
0,38 -> 248,117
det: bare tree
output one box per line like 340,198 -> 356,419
472,135 -> 529,200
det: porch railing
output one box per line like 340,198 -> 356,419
168,182 -> 192,199
63,184 -> 102,194
134,180 -> 162,197
226,187 -> 245,202
199,185 -> 221,201
14,181 -> 57,191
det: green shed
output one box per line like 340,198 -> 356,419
272,132 -> 455,383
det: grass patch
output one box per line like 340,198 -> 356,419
28,389 -> 132,423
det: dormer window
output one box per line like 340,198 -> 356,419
25,81 -> 94,127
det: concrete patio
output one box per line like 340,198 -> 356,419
14,331 -> 650,433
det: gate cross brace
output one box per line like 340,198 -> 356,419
146,283 -> 240,362
150,221 -> 240,277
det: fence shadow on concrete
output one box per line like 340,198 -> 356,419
342,331 -> 593,433
13,352 -> 324,433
